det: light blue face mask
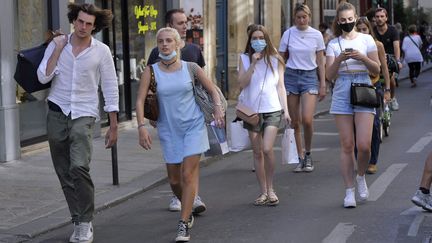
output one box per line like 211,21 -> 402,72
159,50 -> 177,61
251,39 -> 267,53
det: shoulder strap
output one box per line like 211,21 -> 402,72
148,65 -> 157,93
187,62 -> 197,89
337,37 -> 349,71
408,35 -> 420,50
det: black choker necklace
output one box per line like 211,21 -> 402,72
160,60 -> 176,68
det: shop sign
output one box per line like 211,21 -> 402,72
134,5 -> 158,34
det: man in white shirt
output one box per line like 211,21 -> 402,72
37,3 -> 118,243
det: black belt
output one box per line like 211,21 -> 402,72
48,100 -> 62,112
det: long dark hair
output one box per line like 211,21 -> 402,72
67,3 -> 113,34
243,25 -> 284,75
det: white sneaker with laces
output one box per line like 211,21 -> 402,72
76,222 -> 93,243
356,175 -> 369,201
169,196 -> 181,212
192,195 -> 206,214
411,190 -> 432,211
390,98 -> 399,111
344,187 -> 356,208
69,222 -> 79,243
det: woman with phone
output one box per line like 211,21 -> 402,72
326,2 -> 380,208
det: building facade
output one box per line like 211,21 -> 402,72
2,0 -> 345,162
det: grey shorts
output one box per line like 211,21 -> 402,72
243,110 -> 282,133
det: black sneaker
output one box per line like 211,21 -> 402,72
175,220 -> 190,242
303,154 -> 314,172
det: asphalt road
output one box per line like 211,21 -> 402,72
27,69 -> 432,243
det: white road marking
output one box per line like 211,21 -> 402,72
322,222 -> 356,243
408,214 -> 425,237
315,118 -> 334,122
407,133 -> 432,153
368,163 -> 407,201
314,132 -> 339,136
401,206 -> 424,216
244,147 -> 329,152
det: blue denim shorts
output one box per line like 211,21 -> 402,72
284,68 -> 319,95
330,72 -> 376,115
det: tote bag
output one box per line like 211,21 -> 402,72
281,128 -> 299,164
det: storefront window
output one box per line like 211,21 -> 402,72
110,0 -> 165,116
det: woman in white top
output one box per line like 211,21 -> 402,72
402,24 -> 423,87
238,25 -> 290,206
326,2 -> 380,208
278,3 -> 326,173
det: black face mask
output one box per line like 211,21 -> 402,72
339,21 -> 356,33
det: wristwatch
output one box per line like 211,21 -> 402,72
384,88 -> 391,92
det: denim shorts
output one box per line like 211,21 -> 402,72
284,68 -> 319,95
330,72 -> 376,115
243,110 -> 282,133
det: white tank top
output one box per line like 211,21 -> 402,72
239,54 -> 282,113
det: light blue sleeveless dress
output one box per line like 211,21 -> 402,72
152,61 -> 209,163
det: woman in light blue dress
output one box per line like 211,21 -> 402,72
135,27 -> 225,242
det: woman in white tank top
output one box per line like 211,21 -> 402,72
238,25 -> 290,206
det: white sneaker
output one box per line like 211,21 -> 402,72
356,175 -> 369,201
76,222 -> 93,243
390,98 -> 399,111
411,190 -> 432,211
169,196 -> 181,212
69,222 -> 79,243
192,196 -> 207,214
344,187 -> 356,208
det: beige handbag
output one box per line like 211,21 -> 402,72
235,103 -> 259,126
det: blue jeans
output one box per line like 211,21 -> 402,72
284,68 -> 319,95
370,82 -> 384,165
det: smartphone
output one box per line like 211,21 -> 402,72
345,48 -> 353,52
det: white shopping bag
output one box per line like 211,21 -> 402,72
281,128 -> 299,164
229,120 -> 251,152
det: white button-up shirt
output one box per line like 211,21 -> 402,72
37,34 -> 119,120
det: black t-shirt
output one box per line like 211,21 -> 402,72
373,25 -> 399,55
147,43 -> 205,67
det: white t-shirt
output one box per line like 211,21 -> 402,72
278,26 -> 325,70
402,34 -> 423,63
326,33 -> 377,73
238,54 -> 282,113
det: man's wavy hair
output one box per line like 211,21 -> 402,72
67,3 -> 113,34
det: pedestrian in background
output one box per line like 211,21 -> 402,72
238,24 -> 290,206
356,17 -> 391,174
147,9 -> 207,215
278,3 -> 326,173
374,7 -> 402,111
326,2 -> 380,208
136,27 -> 224,242
37,3 -> 118,243
402,24 -> 423,88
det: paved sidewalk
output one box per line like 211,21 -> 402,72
0,62 -> 430,242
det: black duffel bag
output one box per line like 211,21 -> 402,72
14,43 -> 51,93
